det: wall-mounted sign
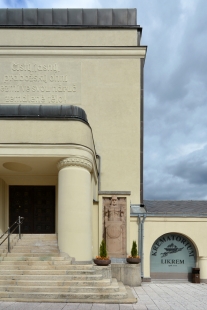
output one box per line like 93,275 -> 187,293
150,233 -> 196,273
0,59 -> 81,105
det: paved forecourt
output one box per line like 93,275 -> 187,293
1,282 -> 207,309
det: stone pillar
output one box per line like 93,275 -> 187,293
199,256 -> 207,282
57,156 -> 93,262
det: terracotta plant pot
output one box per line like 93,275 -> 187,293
93,258 -> 111,266
126,257 -> 141,264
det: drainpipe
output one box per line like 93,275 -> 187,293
96,154 -> 101,191
138,215 -> 142,259
140,215 -> 146,278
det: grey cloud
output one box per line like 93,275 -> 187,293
145,175 -> 207,200
144,143 -> 207,200
168,147 -> 207,185
1,0 -> 27,7
141,1 -> 207,106
141,0 -> 207,199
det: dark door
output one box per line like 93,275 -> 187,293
9,186 -> 55,234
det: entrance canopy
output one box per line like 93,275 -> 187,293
0,104 -> 95,151
0,104 -> 88,121
0,103 -> 97,182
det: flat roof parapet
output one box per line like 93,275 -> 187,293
0,8 -> 138,28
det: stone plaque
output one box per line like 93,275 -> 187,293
0,59 -> 81,105
103,196 -> 127,258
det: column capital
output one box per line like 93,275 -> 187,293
57,156 -> 92,173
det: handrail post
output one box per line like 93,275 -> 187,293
8,227 -> 10,253
0,217 -> 24,250
18,216 -> 21,240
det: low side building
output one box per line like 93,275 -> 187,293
130,200 -> 207,283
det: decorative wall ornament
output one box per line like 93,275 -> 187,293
57,156 -> 92,173
103,195 -> 127,258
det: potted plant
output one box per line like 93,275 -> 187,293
126,240 -> 141,264
93,239 -> 111,266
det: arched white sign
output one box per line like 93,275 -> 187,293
151,233 -> 196,277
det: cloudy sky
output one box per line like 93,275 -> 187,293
1,0 -> 207,200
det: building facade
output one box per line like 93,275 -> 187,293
1,8 -> 206,284
0,8 -> 146,263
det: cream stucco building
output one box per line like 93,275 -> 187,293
130,201 -> 207,283
1,8 -> 206,285
0,8 -> 146,264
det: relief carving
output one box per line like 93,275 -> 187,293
103,195 -> 127,258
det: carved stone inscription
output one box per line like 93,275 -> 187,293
103,196 -> 127,258
0,60 -> 81,104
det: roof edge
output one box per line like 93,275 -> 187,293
0,8 -> 138,28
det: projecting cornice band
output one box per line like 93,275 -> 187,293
0,48 -> 147,58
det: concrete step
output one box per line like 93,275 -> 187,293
0,287 -> 128,300
0,274 -> 103,281
1,235 -> 19,240
0,279 -> 111,287
0,269 -> 95,275
13,245 -> 59,252
18,235 -> 57,237
6,253 -> 60,257
18,239 -> 57,245
0,280 -> 119,293
0,246 -> 7,250
17,242 -> 58,244
19,239 -> 57,241
16,239 -> 58,243
0,254 -> 7,258
19,234 -> 57,239
0,264 -> 91,270
18,240 -> 57,243
0,286 -> 119,294
0,234 -> 136,303
14,243 -> 58,247
9,252 -> 60,255
0,241 -> 17,247
0,260 -> 72,265
0,246 -> 8,250
2,256 -> 65,261
0,291 -> 136,304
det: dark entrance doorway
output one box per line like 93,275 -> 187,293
9,186 -> 55,234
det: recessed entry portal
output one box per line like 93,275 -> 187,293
9,186 -> 55,234
150,233 -> 196,280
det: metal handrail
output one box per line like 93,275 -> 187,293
0,216 -> 24,253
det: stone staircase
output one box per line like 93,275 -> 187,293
0,234 -> 19,258
0,234 -> 136,303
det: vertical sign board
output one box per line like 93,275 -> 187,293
151,233 -> 196,274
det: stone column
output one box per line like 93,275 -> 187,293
57,156 -> 93,262
199,256 -> 207,282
